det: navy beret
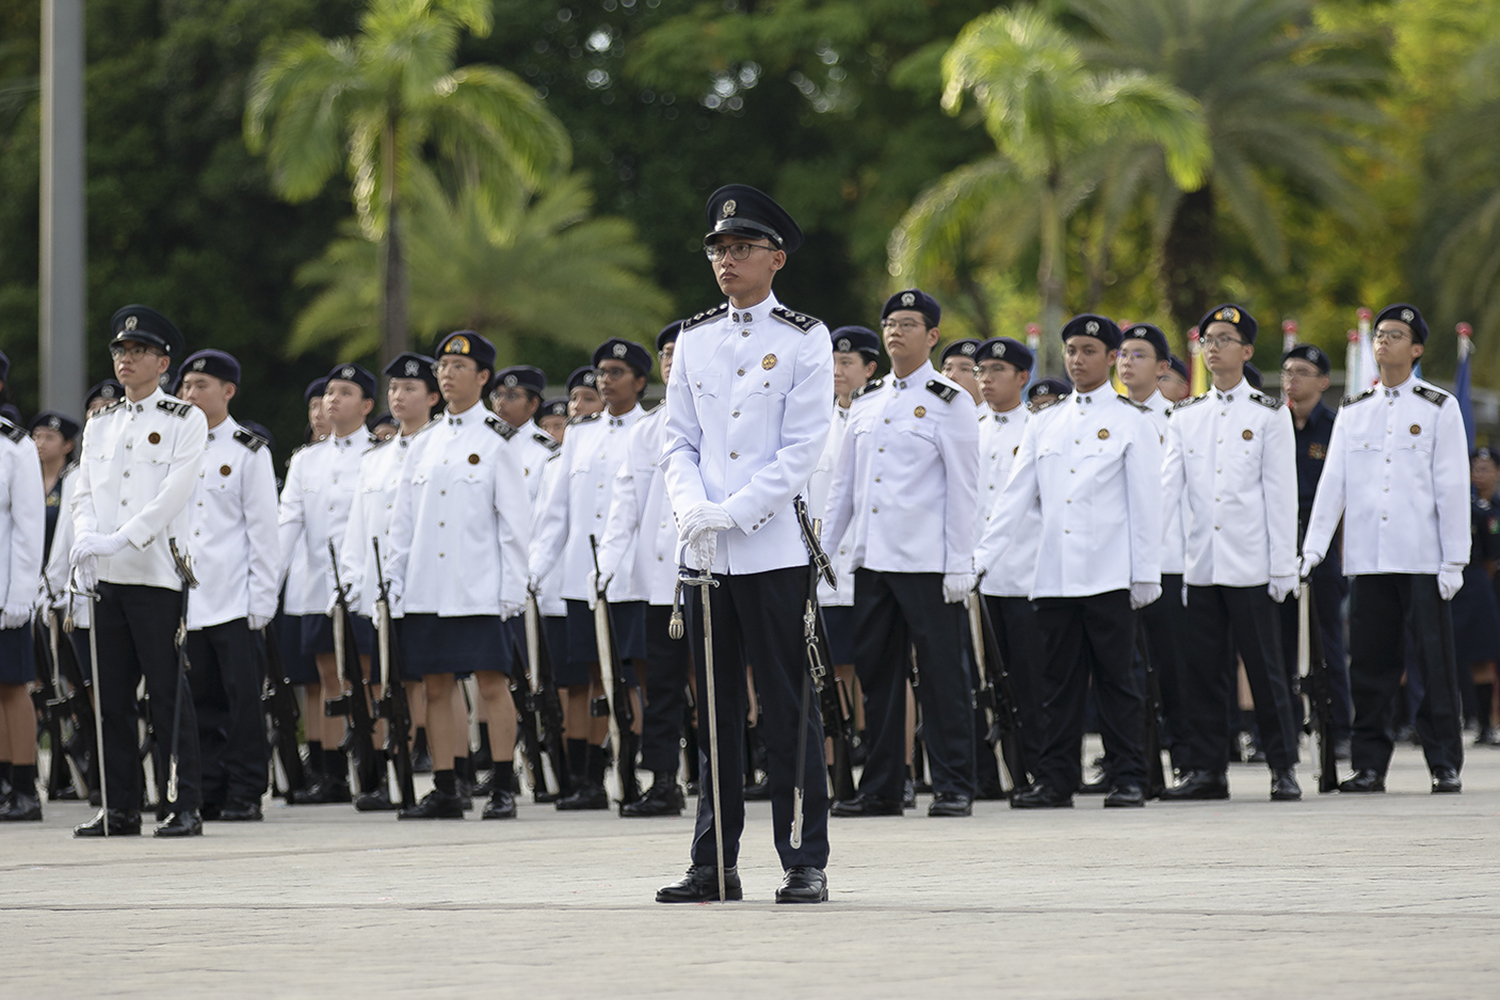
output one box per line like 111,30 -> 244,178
1167,355 -> 1189,381
940,338 -> 981,364
240,419 -> 276,452
538,397 -> 569,421
1061,313 -> 1123,351
179,348 -> 241,385
592,338 -> 653,377
1473,446 -> 1499,464
1199,304 -> 1258,345
436,330 -> 497,372
1028,376 -> 1073,402
1282,343 -> 1330,375
110,305 -> 185,359
29,410 -> 81,440
1243,362 -> 1263,390
1120,323 -> 1170,361
830,325 -> 881,360
704,184 -> 804,254
369,411 -> 397,430
86,379 -> 124,408
567,366 -> 599,394
384,352 -> 440,393
492,365 -> 546,398
975,337 -> 1033,372
0,349 -> 8,383
0,404 -> 19,425
657,320 -> 684,353
304,376 -> 329,403
882,289 -> 941,326
325,362 -> 377,400
1374,303 -> 1429,344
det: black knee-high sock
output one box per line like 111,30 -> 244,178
323,748 -> 345,782
567,738 -> 588,779
491,760 -> 515,796
587,744 -> 606,785
1477,683 -> 1494,729
306,740 -> 323,776
453,755 -> 469,784
434,769 -> 456,795
13,763 -> 36,791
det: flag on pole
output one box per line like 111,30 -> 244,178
1455,322 -> 1476,449
1282,319 -> 1298,355
1187,326 -> 1209,396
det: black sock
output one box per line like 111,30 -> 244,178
476,722 -> 491,757
412,728 -> 428,753
323,748 -> 345,781
453,756 -> 469,784
567,738 -> 588,779
13,763 -> 36,789
492,760 -> 515,796
0,761 -> 12,786
587,744 -> 606,785
306,740 -> 323,772
434,769 -> 456,795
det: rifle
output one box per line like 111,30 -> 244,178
258,620 -> 307,798
53,592 -> 100,800
1298,583 -> 1338,793
505,626 -> 550,802
588,534 -> 640,809
369,537 -> 416,810
166,539 -> 197,808
524,590 -> 571,801
966,580 -> 1029,793
326,540 -> 380,795
792,496 -> 856,804
1135,629 -> 1167,800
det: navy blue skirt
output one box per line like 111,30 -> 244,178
277,614 -> 320,684
560,599 -> 646,687
0,624 -> 33,686
400,614 -> 512,677
1453,565 -> 1500,664
822,604 -> 856,665
300,612 -> 375,659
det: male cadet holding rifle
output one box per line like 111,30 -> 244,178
177,350 -> 279,822
71,306 -> 207,837
980,314 -> 1161,810
823,289 -> 979,818
656,184 -> 833,904
1160,305 -> 1302,802
1301,303 -> 1470,794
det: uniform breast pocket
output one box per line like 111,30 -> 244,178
747,365 -> 792,399
1397,420 -> 1435,456
690,372 -> 722,401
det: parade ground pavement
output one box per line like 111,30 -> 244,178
5,738 -> 1498,998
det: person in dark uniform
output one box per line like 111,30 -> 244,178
71,306 -> 207,837
656,184 -> 833,903
0,389 -> 44,822
29,412 -> 80,563
1454,446 -> 1500,742
1277,343 -> 1352,754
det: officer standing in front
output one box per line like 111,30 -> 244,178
656,184 -> 834,903
823,289 -> 979,818
1301,304 -> 1470,794
71,306 -> 208,837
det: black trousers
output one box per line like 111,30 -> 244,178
689,567 -> 829,871
1139,575 -> 1189,770
1278,555 -> 1353,736
1180,585 -> 1300,772
851,570 -> 975,801
94,582 -> 201,812
982,595 -> 1043,784
1348,574 -> 1464,774
186,618 -> 267,807
642,603 -> 694,775
1033,591 -> 1144,790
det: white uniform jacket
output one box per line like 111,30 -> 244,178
277,428 -> 375,615
806,399 -> 857,607
596,404 -> 671,604
339,424 -> 430,618
0,418 -> 43,613
186,417 -> 280,628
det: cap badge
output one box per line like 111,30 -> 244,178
914,406 -> 926,418
48,416 -> 60,429
447,335 -> 470,356
836,338 -> 851,352
1217,307 -> 1240,323
961,343 -> 976,356
583,373 -> 596,385
124,316 -> 138,331
1085,320 -> 1100,335
612,342 -> 628,358
901,292 -> 915,307
762,353 -> 777,370
1097,428 -> 1110,440
404,360 -> 420,376
341,366 -> 355,379
995,343 -> 1006,357
722,199 -> 737,218
102,386 -> 116,399
192,359 -> 206,371
1134,327 -> 1148,337
500,374 -> 516,388
1401,309 -> 1414,322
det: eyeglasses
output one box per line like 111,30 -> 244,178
974,362 -> 1017,377
880,319 -> 927,334
1280,366 -> 1322,380
703,243 -> 775,263
109,344 -> 160,361
1200,335 -> 1245,350
1117,349 -> 1155,363
435,357 -> 477,374
1372,329 -> 1410,343
594,365 -> 635,381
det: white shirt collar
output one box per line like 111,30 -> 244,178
1383,373 -> 1416,397
1214,377 -> 1246,401
728,291 -> 781,327
891,359 -> 936,392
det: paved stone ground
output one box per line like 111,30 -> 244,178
4,739 -> 1498,998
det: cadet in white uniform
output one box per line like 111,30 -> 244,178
939,338 -> 983,406
0,392 -> 44,822
823,289 -> 978,818
490,365 -> 562,506
177,350 -> 280,822
1302,303 -> 1470,793
982,314 -> 1162,810
1160,306 -> 1302,802
656,184 -> 833,904
71,306 -> 207,837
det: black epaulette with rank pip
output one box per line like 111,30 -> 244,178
0,418 -> 24,444
1170,392 -> 1210,413
680,302 -> 729,332
1342,385 -> 1378,407
533,431 -> 562,454
233,428 -> 268,452
851,377 -> 885,402
485,415 -> 518,441
1032,394 -> 1064,414
157,399 -> 193,418
925,380 -> 959,403
1413,384 -> 1448,407
771,305 -> 821,334
1248,390 -> 1281,410
92,401 -> 125,419
568,412 -> 601,426
1117,395 -> 1150,413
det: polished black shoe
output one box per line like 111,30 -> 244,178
1010,783 -> 1073,809
902,778 -> 917,809
199,802 -> 222,821
656,864 -> 742,903
74,808 -> 142,837
1103,784 -> 1145,808
398,789 -> 465,819
354,785 -> 400,812
830,793 -> 903,817
456,777 -> 474,812
776,866 -> 827,904
154,810 -> 203,837
1431,767 -> 1462,794
1476,727 -> 1500,747
0,790 -> 43,821
621,779 -> 684,817
1160,770 -> 1230,801
1270,769 -> 1302,801
218,800 -> 264,822
555,782 -> 609,811
927,792 -> 973,817
410,746 -> 433,774
289,777 -> 352,805
482,789 -> 517,819
1338,769 -> 1385,793
1078,776 -> 1110,795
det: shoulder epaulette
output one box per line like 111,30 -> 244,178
156,399 -> 193,418
1169,392 -> 1210,413
232,429 -> 267,452
925,379 -> 959,403
1248,390 -> 1281,410
484,414 -> 518,441
365,433 -> 395,451
851,377 -> 885,402
770,305 -> 821,334
568,412 -> 602,427
1413,384 -> 1448,407
0,418 -> 24,444
680,302 -> 729,332
1341,385 -> 1378,407
533,431 -> 562,454
1116,394 -> 1150,413
91,401 -> 125,420
1032,394 -> 1065,414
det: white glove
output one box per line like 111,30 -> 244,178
942,573 -> 976,604
501,600 -> 525,621
585,570 -> 600,611
327,589 -> 359,616
72,529 -> 131,560
72,557 -> 98,594
679,501 -> 736,541
1298,552 -> 1321,580
247,614 -> 273,632
1438,564 -> 1464,601
689,531 -> 717,571
1268,575 -> 1297,604
0,605 -> 31,630
1129,582 -> 1162,610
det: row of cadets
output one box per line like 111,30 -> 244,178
0,350 -> 43,822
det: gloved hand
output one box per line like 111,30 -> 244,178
1438,564 -> 1464,601
1268,575 -> 1297,604
678,501 -> 736,542
72,529 -> 131,560
327,589 -> 360,616
247,614 -> 273,632
689,531 -> 717,572
1129,582 -> 1162,610
0,605 -> 31,630
942,572 -> 976,604
72,557 -> 98,595
1298,552 -> 1321,580
501,600 -> 525,621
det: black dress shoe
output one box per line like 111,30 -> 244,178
775,866 -> 827,904
397,789 -> 465,819
482,789 -> 517,819
289,777 -> 352,805
1160,770 -> 1230,801
656,864 -> 742,902
902,778 -> 916,809
74,808 -> 142,837
555,782 -> 609,811
410,746 -> 433,774
621,779 -> 684,817
1103,784 -> 1145,808
1338,769 -> 1385,793
0,790 -> 43,821
830,793 -> 903,817
154,810 -> 203,837
199,802 -> 222,822
927,792 -> 972,817
456,778 -> 474,812
1431,767 -> 1462,794
1270,769 -> 1302,801
354,785 -> 400,812
219,800 -> 264,822
1010,783 -> 1073,809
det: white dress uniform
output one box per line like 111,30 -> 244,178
513,427 -> 562,508
186,417 -> 280,630
806,399 -> 857,607
277,428 -> 375,616
340,423 -> 430,619
974,402 -> 1034,599
0,417 -> 44,670
530,451 -> 567,617
43,465 -> 85,627
596,404 -> 668,604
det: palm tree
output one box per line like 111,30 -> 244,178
1065,0 -> 1383,333
290,169 -> 672,361
244,0 -> 570,368
890,7 -> 1208,374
